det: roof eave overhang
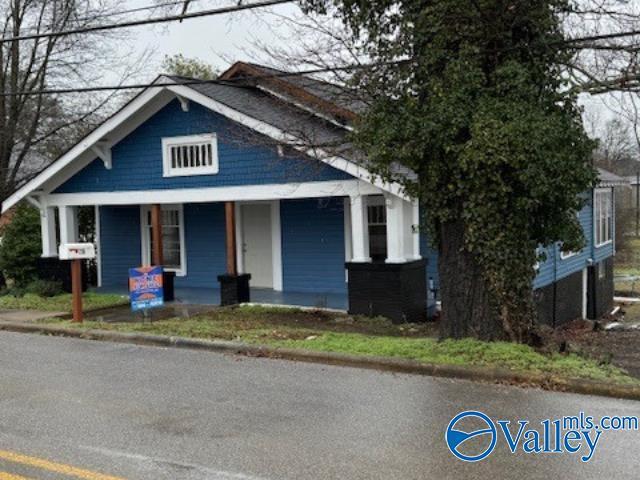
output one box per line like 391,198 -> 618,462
2,77 -> 410,213
1,76 -> 175,213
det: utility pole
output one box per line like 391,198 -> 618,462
636,170 -> 640,237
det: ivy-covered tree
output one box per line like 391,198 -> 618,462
303,0 -> 597,341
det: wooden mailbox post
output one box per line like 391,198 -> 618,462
59,243 -> 96,323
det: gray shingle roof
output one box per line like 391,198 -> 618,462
169,75 -> 357,159
597,168 -> 629,187
244,63 -> 368,115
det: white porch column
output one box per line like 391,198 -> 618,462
386,196 -> 421,263
59,206 -> 78,245
349,194 -> 370,262
385,195 -> 406,263
40,206 -> 57,257
407,200 -> 421,260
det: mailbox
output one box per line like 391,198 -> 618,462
59,243 -> 96,260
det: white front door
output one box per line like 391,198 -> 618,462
241,203 -> 274,288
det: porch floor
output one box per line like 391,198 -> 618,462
95,285 -> 348,311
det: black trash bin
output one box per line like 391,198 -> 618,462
163,270 -> 176,302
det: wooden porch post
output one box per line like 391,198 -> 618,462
151,204 -> 164,266
225,201 -> 237,276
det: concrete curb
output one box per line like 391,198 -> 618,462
1,321 -> 639,401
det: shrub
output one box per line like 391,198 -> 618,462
0,285 -> 24,298
0,203 -> 41,287
24,279 -> 63,298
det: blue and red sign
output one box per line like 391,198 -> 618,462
129,266 -> 164,311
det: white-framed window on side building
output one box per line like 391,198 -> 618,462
594,188 -> 613,247
141,204 -> 186,275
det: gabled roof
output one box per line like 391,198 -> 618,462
219,61 -> 367,122
597,168 -> 629,187
172,75 -> 352,156
2,70 -> 407,212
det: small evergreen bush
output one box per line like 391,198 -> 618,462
0,203 -> 42,288
24,279 -> 63,298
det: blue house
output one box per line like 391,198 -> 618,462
1,62 -> 626,325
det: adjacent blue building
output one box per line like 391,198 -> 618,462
1,62 -> 625,325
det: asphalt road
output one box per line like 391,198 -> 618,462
0,332 -> 638,480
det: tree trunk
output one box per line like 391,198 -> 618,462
438,220 -> 505,340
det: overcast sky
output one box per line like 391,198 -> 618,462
123,0 -> 301,75
113,0 -> 616,140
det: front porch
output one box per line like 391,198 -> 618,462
96,285 -> 349,310
37,180 -> 430,322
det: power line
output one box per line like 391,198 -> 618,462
20,0 -> 206,34
0,61 -> 408,97
0,0 -> 294,44
78,0 -> 205,22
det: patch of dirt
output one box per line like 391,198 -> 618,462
85,304 -> 217,323
552,315 -> 640,379
220,306 -> 439,338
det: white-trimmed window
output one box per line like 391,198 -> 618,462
534,246 -> 544,271
141,205 -> 186,275
560,248 -> 576,260
162,133 -> 218,177
367,195 -> 387,262
560,212 -> 581,260
594,188 -> 613,247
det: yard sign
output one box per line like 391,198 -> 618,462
129,266 -> 164,311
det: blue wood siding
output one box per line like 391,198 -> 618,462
420,233 -> 439,302
100,199 -> 349,293
55,99 -> 353,194
533,190 -> 615,289
175,203 -> 226,289
281,198 -> 347,294
99,206 -> 141,287
419,190 -> 614,294
418,206 -> 440,306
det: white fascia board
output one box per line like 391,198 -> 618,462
1,84 -> 170,213
165,84 -> 410,201
2,77 -> 409,213
43,179 -> 382,207
39,91 -> 175,196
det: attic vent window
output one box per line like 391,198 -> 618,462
162,134 -> 218,177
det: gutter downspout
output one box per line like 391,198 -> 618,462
552,246 -> 557,328
589,189 -> 597,319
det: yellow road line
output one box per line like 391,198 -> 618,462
0,450 -> 124,480
0,472 -> 33,480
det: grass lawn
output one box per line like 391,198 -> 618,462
615,238 -> 640,295
44,305 -> 638,386
0,292 -> 128,312
616,238 -> 640,277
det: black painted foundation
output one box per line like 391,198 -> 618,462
587,258 -> 614,319
534,268 -> 583,327
217,274 -> 251,306
346,259 -> 427,323
163,271 -> 176,302
36,257 -> 88,293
